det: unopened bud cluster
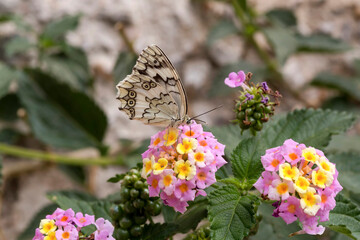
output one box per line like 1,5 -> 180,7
225,71 -> 281,135
110,168 -> 161,240
184,225 -> 211,240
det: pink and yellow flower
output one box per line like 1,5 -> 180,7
141,121 -> 225,212
33,208 -> 114,240
254,139 -> 341,235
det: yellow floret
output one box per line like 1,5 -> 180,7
279,163 -> 299,181
163,128 -> 179,146
153,158 -> 168,175
39,219 -> 57,235
174,160 -> 196,180
176,138 -> 198,154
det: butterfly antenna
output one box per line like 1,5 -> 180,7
189,105 -> 223,121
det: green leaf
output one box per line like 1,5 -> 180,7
0,14 -> 32,32
296,34 -> 351,53
208,61 -> 266,97
42,46 -> 92,90
47,191 -> 112,220
0,62 -> 16,99
112,51 -> 137,85
48,190 -> 97,201
42,15 -> 81,41
17,204 -> 58,240
312,73 -> 360,102
266,9 -> 297,27
58,165 -> 86,185
327,135 -> 360,153
141,223 -> 178,240
263,26 -> 297,64
323,194 -> 360,239
0,93 -> 21,121
107,173 -> 126,183
208,185 -> 257,240
322,96 -> 360,115
207,20 -> 239,46
328,153 -> 360,194
4,36 -> 33,57
163,196 -> 208,233
250,203 -> 317,240
205,124 -> 249,157
231,137 -> 265,185
17,69 -> 107,151
262,108 -> 355,149
0,128 -> 21,144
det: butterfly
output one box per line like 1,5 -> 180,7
116,45 -> 189,127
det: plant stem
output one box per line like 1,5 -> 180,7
0,143 -> 123,166
231,0 -> 315,107
115,22 -> 137,55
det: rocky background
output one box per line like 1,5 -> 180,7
1,0 -> 360,239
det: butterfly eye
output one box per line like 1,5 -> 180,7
128,99 -> 136,107
129,91 -> 137,98
150,82 -> 157,88
142,82 -> 151,90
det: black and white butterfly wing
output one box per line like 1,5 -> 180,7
116,45 -> 188,127
116,73 -> 180,127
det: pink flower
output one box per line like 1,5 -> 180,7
147,173 -> 161,197
268,179 -> 294,200
316,208 -> 330,222
32,228 -> 44,240
265,146 -> 281,154
329,170 -> 343,195
188,147 -> 213,168
318,188 -> 336,211
253,171 -> 280,195
55,225 -> 78,240
94,218 -> 115,240
279,196 -> 301,224
261,152 -> 284,171
195,167 -> 216,189
159,169 -> 176,195
55,208 -> 75,227
149,132 -> 164,148
224,71 -> 246,88
196,189 -> 207,197
302,216 -> 326,235
281,140 -> 303,165
160,191 -> 189,213
73,212 -> 94,228
179,124 -> 203,139
46,208 -> 64,220
174,179 -> 196,202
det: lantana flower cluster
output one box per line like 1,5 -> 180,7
254,139 -> 342,235
32,208 -> 115,240
141,121 -> 226,213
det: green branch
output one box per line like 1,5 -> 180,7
0,143 -> 123,166
231,0 -> 315,107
